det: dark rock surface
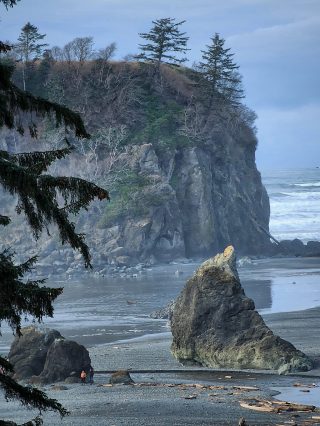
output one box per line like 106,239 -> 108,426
93,139 -> 271,263
8,327 -> 61,380
9,326 -> 91,383
109,370 -> 134,385
270,239 -> 320,257
39,339 -> 91,384
171,246 -> 313,374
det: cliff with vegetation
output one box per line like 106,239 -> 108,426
0,59 -> 270,269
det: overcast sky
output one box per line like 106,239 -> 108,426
1,0 -> 319,170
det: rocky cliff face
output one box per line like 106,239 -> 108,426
86,131 -> 270,266
0,62 -> 271,268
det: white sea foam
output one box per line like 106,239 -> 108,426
294,181 -> 320,187
262,169 -> 320,242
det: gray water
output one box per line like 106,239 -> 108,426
1,257 -> 319,354
273,385 -> 320,407
262,168 -> 320,242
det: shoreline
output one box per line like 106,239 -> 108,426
89,306 -> 320,376
2,281 -> 320,425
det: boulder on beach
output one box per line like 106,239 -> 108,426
109,370 -> 134,385
9,326 -> 91,383
39,339 -> 91,383
8,327 -> 61,380
171,246 -> 313,374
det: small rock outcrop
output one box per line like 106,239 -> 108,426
8,327 -> 61,380
9,326 -> 91,383
109,370 -> 134,385
150,300 -> 175,320
171,246 -> 312,374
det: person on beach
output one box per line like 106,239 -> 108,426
80,370 -> 86,385
89,366 -> 94,384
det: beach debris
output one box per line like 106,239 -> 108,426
293,383 -> 318,388
239,398 -> 316,413
232,386 -> 259,392
109,369 -> 134,385
184,394 -> 197,399
50,385 -> 68,391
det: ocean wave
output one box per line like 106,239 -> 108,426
279,191 -> 320,199
269,192 -> 292,198
294,181 -> 320,187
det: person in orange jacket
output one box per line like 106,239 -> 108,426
80,370 -> 86,385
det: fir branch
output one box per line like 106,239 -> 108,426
15,147 -> 73,174
0,42 -> 11,53
0,250 -> 63,335
0,0 -> 20,9
0,65 -> 90,138
0,373 -> 68,417
0,356 -> 13,374
0,158 -> 109,267
0,215 -> 10,226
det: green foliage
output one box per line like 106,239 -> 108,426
136,17 -> 189,66
131,95 -> 190,150
98,172 -> 149,227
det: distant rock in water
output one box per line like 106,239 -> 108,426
9,326 -> 91,384
171,246 -> 312,374
270,239 -> 320,257
150,299 -> 175,320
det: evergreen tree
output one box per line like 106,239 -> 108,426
0,1 -> 109,424
199,33 -> 244,105
14,22 -> 48,90
136,17 -> 189,67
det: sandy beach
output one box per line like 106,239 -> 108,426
2,306 -> 320,426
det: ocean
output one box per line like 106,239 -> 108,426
262,168 -> 320,242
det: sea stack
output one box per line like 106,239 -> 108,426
171,246 -> 312,374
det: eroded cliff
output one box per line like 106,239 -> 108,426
0,62 -> 271,268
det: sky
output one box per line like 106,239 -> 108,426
1,0 -> 320,170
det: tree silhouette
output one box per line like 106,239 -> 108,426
0,1 -> 109,424
136,17 -> 189,68
199,33 -> 244,106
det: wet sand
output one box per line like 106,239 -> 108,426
2,307 -> 320,425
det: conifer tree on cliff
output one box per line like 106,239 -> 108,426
15,22 -> 48,90
136,17 -> 189,68
0,1 -> 109,424
199,33 -> 244,107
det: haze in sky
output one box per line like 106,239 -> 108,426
1,0 -> 319,169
